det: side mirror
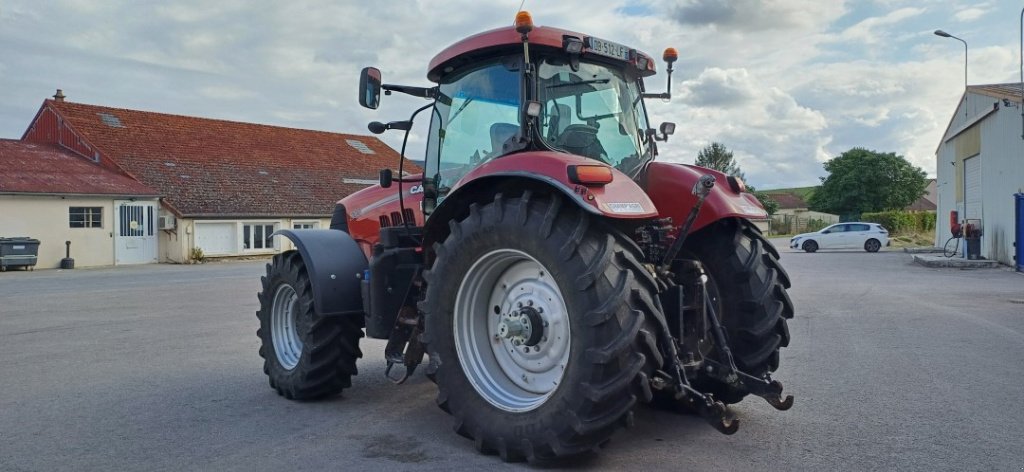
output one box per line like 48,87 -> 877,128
379,168 -> 393,188
359,67 -> 382,109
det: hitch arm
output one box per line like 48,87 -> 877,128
701,281 -> 794,411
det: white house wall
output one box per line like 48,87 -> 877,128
0,195 -> 117,268
159,217 -> 332,262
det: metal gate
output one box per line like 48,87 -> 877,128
114,200 -> 158,265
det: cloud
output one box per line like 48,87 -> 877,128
954,6 -> 990,22
833,7 -> 925,45
669,0 -> 847,32
652,67 -> 829,188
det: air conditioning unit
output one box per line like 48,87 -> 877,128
158,215 -> 177,230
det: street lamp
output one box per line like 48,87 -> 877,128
935,29 -> 968,119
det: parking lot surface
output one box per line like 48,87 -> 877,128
1,242 -> 1022,471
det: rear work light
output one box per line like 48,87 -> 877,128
568,165 -> 614,186
726,175 -> 747,193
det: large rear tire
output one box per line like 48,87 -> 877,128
257,251 -> 363,400
420,192 -> 663,462
687,219 -> 793,404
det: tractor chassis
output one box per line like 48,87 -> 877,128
372,181 -> 793,436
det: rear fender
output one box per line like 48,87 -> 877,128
642,162 -> 768,236
422,152 -> 658,249
451,151 -> 658,219
271,229 -> 368,317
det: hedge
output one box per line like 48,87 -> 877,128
860,210 -> 936,235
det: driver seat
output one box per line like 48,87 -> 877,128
489,123 -> 519,157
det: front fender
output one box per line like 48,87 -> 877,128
271,229 -> 368,317
641,162 -> 768,235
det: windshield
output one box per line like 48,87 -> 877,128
537,57 -> 651,174
425,57 -> 521,200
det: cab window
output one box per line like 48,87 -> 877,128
425,58 -> 521,198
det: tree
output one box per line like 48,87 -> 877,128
807,147 -> 928,217
696,142 -> 745,181
753,191 -> 780,216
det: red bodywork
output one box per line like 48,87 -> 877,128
641,162 -> 768,236
427,26 -> 657,81
341,156 -> 765,259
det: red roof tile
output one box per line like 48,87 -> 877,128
37,100 -> 416,217
764,192 -> 808,210
0,140 -> 158,196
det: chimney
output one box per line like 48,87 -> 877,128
53,89 -> 66,102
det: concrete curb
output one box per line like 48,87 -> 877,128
912,254 -> 1002,268
903,247 -> 943,254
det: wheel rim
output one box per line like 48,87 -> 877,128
271,283 -> 303,370
867,240 -> 880,251
454,249 -> 571,413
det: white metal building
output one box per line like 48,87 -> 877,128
934,83 -> 1024,266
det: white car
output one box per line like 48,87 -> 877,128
790,222 -> 889,253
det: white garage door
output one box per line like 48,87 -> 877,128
195,223 -> 236,255
964,156 -> 982,221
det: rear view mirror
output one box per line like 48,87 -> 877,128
359,67 -> 382,109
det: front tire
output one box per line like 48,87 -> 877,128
421,192 -> 663,462
687,219 -> 793,404
257,252 -> 363,400
802,240 -> 818,253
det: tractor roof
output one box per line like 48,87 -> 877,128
427,25 -> 656,82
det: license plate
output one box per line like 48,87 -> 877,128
586,37 -> 631,61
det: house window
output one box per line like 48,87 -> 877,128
293,221 -> 319,230
69,207 -> 103,228
242,223 -> 277,250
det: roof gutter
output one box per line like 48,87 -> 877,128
0,191 -> 161,199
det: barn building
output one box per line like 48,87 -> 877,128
934,83 -> 1024,268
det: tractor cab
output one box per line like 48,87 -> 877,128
359,12 -> 677,213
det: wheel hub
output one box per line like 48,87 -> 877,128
497,306 -> 545,346
454,249 -> 571,413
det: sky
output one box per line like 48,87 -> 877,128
1,0 -> 1022,189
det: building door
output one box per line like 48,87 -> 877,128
195,222 -> 237,255
964,155 -> 982,222
114,200 -> 158,265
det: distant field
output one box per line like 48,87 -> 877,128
762,185 -> 817,200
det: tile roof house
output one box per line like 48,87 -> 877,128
0,139 -> 160,268
4,91 -> 408,266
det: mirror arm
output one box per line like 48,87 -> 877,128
382,84 -> 437,99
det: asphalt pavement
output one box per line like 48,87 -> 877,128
1,242 -> 1022,471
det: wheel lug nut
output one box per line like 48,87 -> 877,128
527,300 -> 533,306
517,302 -> 523,308
523,347 -> 529,354
538,307 -> 543,314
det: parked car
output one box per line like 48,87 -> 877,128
790,222 -> 889,253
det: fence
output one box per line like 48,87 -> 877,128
770,213 -> 839,235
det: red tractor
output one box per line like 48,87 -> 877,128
256,12 -> 793,462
